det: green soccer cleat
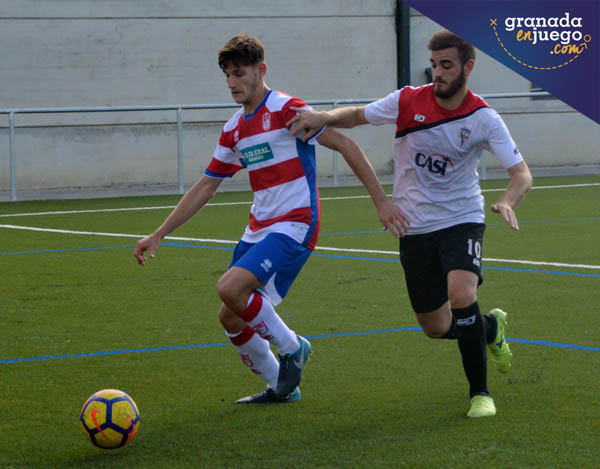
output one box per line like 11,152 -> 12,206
235,386 -> 301,404
467,395 -> 496,418
275,335 -> 311,399
488,308 -> 512,374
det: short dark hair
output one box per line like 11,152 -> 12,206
428,30 -> 475,66
218,33 -> 265,71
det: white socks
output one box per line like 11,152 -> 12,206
227,326 -> 278,389
239,292 -> 299,356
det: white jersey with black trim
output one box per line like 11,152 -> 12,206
365,84 -> 523,235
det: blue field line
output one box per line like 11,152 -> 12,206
486,216 -> 600,227
0,341 -> 230,364
2,242 -> 599,278
320,218 -> 599,233
482,265 -> 600,278
1,327 -> 598,365
311,254 -> 600,277
0,244 -> 135,255
166,243 -> 600,277
507,337 -> 600,351
319,230 -> 382,237
162,242 -> 234,251
314,253 -> 399,262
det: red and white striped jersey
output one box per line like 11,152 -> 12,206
365,84 -> 523,234
205,89 -> 322,249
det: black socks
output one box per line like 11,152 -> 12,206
452,302 -> 489,397
441,311 -> 497,343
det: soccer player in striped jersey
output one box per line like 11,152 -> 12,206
287,30 -> 533,417
134,33 -> 409,404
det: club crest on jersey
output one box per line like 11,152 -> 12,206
262,112 -> 271,131
413,114 -> 426,123
415,152 -> 455,176
241,142 -> 274,166
459,128 -> 471,147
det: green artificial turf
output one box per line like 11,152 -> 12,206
0,176 -> 598,467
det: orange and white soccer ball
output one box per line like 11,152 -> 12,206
80,389 -> 140,449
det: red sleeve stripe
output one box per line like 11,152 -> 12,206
205,158 -> 243,177
248,158 -> 305,192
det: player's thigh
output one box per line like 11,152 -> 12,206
438,223 -> 485,305
447,269 -> 479,307
231,232 -> 311,306
217,266 -> 262,300
399,233 -> 448,314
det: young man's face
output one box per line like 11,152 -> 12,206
429,47 -> 469,99
222,62 -> 264,106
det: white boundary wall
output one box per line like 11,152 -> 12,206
0,2 -> 597,194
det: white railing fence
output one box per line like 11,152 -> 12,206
1,92 -> 549,201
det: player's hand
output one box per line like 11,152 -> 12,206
286,108 -> 327,142
134,232 -> 162,266
377,199 -> 410,238
491,202 -> 519,231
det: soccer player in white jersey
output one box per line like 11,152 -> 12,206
134,33 -> 409,403
287,30 -> 533,417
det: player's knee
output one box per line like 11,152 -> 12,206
416,312 -> 451,339
448,288 -> 476,309
218,306 -> 238,330
216,276 -> 236,307
217,275 -> 250,314
422,325 -> 447,339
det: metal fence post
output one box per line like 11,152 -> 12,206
331,102 -> 339,187
177,108 -> 184,194
9,112 -> 16,201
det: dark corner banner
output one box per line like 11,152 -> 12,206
402,0 -> 599,124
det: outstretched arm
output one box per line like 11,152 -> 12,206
134,175 -> 223,265
286,105 -> 370,142
316,128 -> 409,237
490,161 -> 533,231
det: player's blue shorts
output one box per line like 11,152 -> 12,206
229,232 -> 312,306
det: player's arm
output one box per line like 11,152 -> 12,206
490,161 -> 533,231
286,105 -> 370,142
316,127 -> 409,237
134,175 -> 223,265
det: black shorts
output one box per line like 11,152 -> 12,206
399,223 -> 485,314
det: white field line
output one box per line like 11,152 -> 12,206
1,182 -> 599,218
1,223 -> 599,271
0,224 -> 238,245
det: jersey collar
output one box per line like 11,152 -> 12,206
243,89 -> 272,120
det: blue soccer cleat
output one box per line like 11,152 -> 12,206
235,386 -> 301,404
275,335 -> 311,399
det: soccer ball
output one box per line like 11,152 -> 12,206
80,389 -> 140,449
